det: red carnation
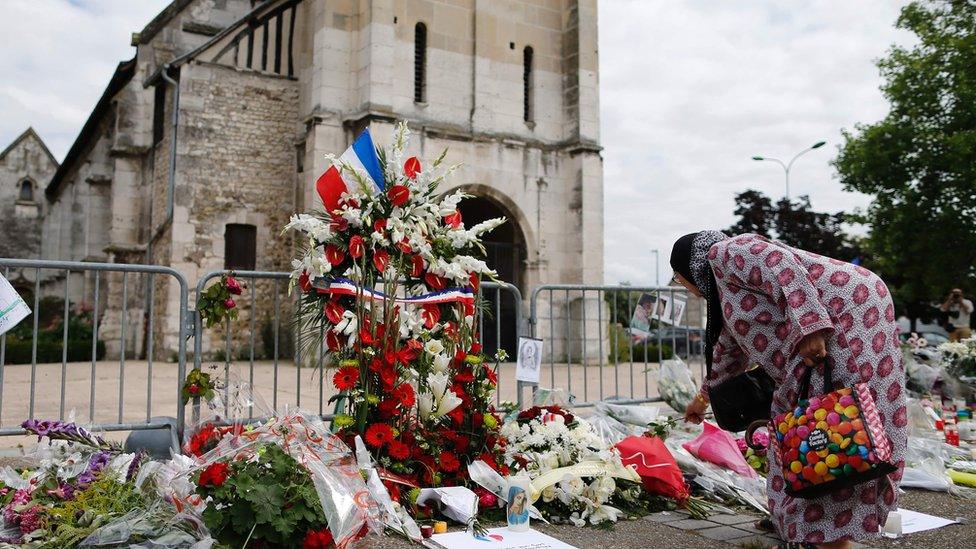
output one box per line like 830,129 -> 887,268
388,184 -> 410,207
444,210 -> 462,228
388,439 -> 411,460
302,528 -> 334,549
373,250 -> 390,272
333,366 -> 359,391
324,299 -> 345,324
349,235 -> 365,259
325,244 -> 345,266
198,461 -> 229,487
365,423 -> 394,448
404,156 -> 422,179
394,383 -> 416,407
425,272 -> 446,291
410,255 -> 424,278
438,451 -> 461,473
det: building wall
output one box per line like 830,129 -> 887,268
0,132 -> 56,264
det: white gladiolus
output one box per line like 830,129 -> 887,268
435,390 -> 463,417
428,371 -> 450,398
417,393 -> 434,420
425,339 -> 445,356
431,353 -> 451,373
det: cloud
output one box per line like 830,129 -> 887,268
0,0 -> 170,158
599,0 -> 915,285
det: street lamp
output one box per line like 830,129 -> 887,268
752,140 -> 826,200
650,249 -> 660,286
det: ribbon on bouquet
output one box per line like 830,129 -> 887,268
313,276 -> 474,305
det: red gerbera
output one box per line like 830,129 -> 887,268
438,451 -> 461,473
332,366 -> 359,391
302,528 -> 334,549
365,423 -> 394,448
393,383 -> 416,407
454,368 -> 474,383
378,399 -> 399,419
388,439 -> 411,460
198,461 -> 229,487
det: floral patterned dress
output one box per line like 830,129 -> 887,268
702,234 -> 907,544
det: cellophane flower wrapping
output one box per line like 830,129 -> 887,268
283,122 -> 509,497
657,358 -> 697,414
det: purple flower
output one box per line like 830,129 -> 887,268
21,419 -> 117,450
76,450 -> 111,487
126,451 -> 144,482
18,506 -> 43,535
45,482 -> 74,501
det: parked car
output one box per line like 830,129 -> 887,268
629,326 -> 704,358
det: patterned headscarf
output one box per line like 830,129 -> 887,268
670,230 -> 728,370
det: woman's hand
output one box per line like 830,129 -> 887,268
797,330 -> 828,365
684,394 -> 708,424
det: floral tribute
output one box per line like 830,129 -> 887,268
197,273 -> 245,328
283,124 -> 508,494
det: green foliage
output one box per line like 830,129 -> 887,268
196,444 -> 328,547
833,0 -> 976,321
726,190 -> 863,261
197,274 -> 243,329
35,474 -> 149,548
3,297 -> 106,364
181,368 -> 216,403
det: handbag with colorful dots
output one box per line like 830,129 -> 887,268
749,357 -> 896,499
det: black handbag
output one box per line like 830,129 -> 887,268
707,366 -> 775,432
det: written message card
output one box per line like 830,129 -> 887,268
430,527 -> 578,549
0,275 -> 30,336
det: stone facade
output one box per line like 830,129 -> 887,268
0,129 -> 58,292
5,0 -> 605,363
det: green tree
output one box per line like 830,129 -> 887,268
726,190 -> 863,261
834,0 -> 976,326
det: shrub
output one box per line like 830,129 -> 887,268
607,323 -> 673,362
3,339 -> 106,364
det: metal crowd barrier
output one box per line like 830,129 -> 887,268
528,284 -> 705,407
0,258 -> 187,450
0,257 -> 702,452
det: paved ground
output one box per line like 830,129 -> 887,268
373,490 -> 973,548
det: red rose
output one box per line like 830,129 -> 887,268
365,423 -> 394,448
349,235 -> 365,259
475,487 -> 498,509
425,273 -> 446,291
325,244 -> 345,266
438,451 -> 460,473
332,366 -> 359,391
302,528 -> 334,549
225,276 -> 244,295
404,156 -> 422,179
299,271 -> 312,292
373,250 -> 390,273
324,299 -> 345,325
388,440 -> 411,460
224,298 -> 236,309
387,184 -> 410,207
188,383 -> 200,395
198,462 -> 229,487
444,210 -> 462,228
410,255 -> 424,278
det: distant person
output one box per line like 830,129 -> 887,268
672,231 -> 906,549
940,288 -> 973,342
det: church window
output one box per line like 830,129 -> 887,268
224,224 -> 257,270
414,23 -> 427,103
152,83 -> 166,146
18,179 -> 33,202
523,46 -> 534,123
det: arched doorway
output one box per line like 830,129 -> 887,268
457,196 -> 526,358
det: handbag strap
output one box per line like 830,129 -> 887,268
795,355 -> 833,403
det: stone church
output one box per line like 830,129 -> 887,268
1,0 -> 603,361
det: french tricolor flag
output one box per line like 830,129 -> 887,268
316,129 -> 386,213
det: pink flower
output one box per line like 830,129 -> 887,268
225,276 -> 243,295
224,298 -> 236,309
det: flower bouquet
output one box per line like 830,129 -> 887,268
283,124 -> 508,494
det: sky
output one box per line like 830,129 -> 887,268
0,1 -> 913,285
